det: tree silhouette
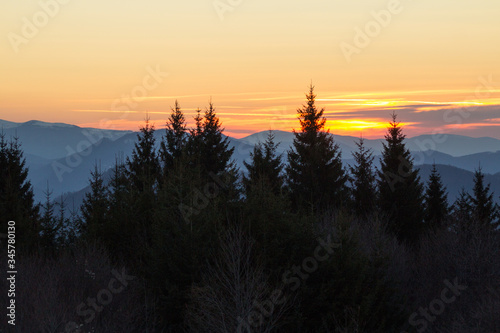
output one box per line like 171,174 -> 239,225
160,100 -> 187,177
377,113 -> 424,244
469,167 -> 499,231
0,134 -> 39,250
126,119 -> 160,193
349,137 -> 376,216
287,85 -> 347,214
125,120 -> 161,270
81,163 -> 109,241
423,164 -> 449,229
452,188 -> 472,233
201,102 -> 235,176
39,184 -> 58,250
243,130 -> 284,197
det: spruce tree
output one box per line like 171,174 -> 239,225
185,102 -> 239,208
199,102 -> 235,176
151,103 -> 237,328
55,195 -> 71,246
377,113 -> 424,244
185,108 -> 204,171
349,137 -> 376,216
126,119 -> 160,193
0,134 -> 39,250
286,85 -> 347,213
423,164 -> 449,229
452,188 -> 472,233
469,167 -> 499,231
160,100 -> 187,176
81,163 -> 109,241
241,130 -> 296,270
243,130 -> 284,196
39,185 -> 59,250
107,155 -> 133,258
125,120 -> 160,270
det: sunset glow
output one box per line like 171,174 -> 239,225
1,0 -> 500,138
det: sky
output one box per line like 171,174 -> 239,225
1,0 -> 500,138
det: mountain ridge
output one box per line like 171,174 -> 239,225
2,119 -> 500,205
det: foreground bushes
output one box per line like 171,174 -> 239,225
1,213 -> 499,332
0,243 -> 155,333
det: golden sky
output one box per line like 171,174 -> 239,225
1,0 -> 500,138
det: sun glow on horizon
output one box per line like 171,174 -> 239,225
2,0 -> 500,138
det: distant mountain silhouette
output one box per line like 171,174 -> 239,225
2,120 -> 500,206
241,130 -> 500,157
0,119 -> 131,159
418,164 -> 500,204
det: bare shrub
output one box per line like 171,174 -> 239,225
185,225 -> 290,333
0,242 -> 155,332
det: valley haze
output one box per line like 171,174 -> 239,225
1,118 -> 499,208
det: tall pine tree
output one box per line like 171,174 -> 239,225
423,164 -> 449,229
287,85 -> 347,214
106,154 -> 134,258
349,137 -> 376,216
469,167 -> 499,231
160,100 -> 187,177
377,113 -> 424,244
0,134 -> 39,250
39,184 -> 59,251
126,119 -> 161,193
199,102 -> 235,176
81,163 -> 109,241
125,120 -> 161,270
243,130 -> 284,197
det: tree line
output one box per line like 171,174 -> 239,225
1,85 -> 499,332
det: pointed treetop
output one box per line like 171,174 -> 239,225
297,85 -> 326,134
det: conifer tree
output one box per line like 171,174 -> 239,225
39,185 -> 59,250
107,155 -> 133,257
185,102 -> 239,206
125,120 -> 160,269
377,114 -> 424,244
452,188 -> 472,232
469,167 -> 499,231
241,131 -> 296,270
109,155 -> 129,207
349,137 -> 376,216
151,103 -> 238,327
0,134 -> 39,249
55,195 -> 72,246
287,85 -> 347,213
423,164 -> 449,229
160,100 -> 187,176
126,119 -> 160,194
185,108 -> 204,170
81,163 -> 109,241
243,130 -> 284,196
199,102 -> 235,176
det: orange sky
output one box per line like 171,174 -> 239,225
1,0 -> 500,138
